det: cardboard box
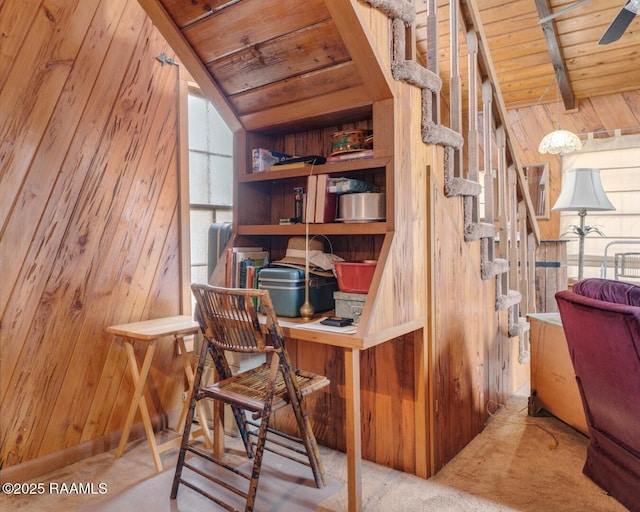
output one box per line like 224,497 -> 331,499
528,313 -> 588,435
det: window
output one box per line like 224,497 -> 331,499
187,87 -> 233,287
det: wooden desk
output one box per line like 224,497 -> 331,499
253,315 -> 427,512
107,315 -> 213,471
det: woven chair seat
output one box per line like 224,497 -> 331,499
202,363 -> 329,412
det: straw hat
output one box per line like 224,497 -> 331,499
271,237 -> 342,277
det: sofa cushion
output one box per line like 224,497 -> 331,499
573,278 -> 640,307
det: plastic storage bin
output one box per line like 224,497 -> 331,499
258,267 -> 338,317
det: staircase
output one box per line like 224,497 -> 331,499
365,0 -> 538,354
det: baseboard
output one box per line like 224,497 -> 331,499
0,411 -> 179,483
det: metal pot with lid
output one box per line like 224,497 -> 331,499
336,192 -> 385,222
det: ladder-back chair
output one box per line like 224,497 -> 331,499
171,284 -> 329,512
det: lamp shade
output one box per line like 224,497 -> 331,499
538,129 -> 582,155
552,168 -> 615,211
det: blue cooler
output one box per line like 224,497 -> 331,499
258,267 -> 338,317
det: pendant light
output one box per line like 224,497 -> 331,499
538,80 -> 582,155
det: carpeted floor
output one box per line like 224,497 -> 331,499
0,385 -> 629,511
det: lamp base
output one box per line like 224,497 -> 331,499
300,300 -> 315,319
577,209 -> 586,281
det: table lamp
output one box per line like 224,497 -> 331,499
552,168 -> 615,281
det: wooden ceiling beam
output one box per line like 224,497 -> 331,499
535,0 -> 576,110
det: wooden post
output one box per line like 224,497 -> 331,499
535,240 -> 569,312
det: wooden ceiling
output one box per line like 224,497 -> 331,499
140,0 -> 639,129
418,0 -> 640,110
139,0 -> 393,134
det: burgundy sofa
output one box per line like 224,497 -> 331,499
556,278 -> 640,512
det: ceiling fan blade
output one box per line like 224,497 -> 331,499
599,1 -> 637,44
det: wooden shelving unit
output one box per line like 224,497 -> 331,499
228,101 -> 395,339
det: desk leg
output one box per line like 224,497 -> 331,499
414,327 -> 430,478
345,348 -> 362,512
176,336 -> 212,448
116,340 -> 162,472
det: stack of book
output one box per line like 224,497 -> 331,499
225,246 -> 269,291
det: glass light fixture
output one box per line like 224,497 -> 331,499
538,80 -> 582,155
552,168 -> 615,280
538,129 -> 582,154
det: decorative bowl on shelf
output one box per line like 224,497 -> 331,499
330,129 -> 373,155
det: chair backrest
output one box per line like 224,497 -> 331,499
572,277 -> 640,306
555,288 -> 640,449
191,284 -> 283,354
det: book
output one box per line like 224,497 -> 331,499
239,259 -> 249,294
231,246 -> 264,252
272,155 -> 326,167
234,250 -> 269,288
294,186 -> 304,222
238,259 -> 264,308
326,149 -> 374,163
225,247 -> 233,287
246,265 -> 256,289
269,162 -> 313,171
245,264 -> 263,308
226,247 -> 268,287
305,175 -> 317,224
314,174 -> 337,223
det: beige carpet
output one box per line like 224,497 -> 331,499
319,391 -> 627,511
0,385 -> 629,511
78,450 -> 343,512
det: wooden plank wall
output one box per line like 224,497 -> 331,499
426,148 -> 517,471
0,0 -> 186,471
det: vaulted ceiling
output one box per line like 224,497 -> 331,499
138,0 -> 393,134
423,0 -> 640,111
